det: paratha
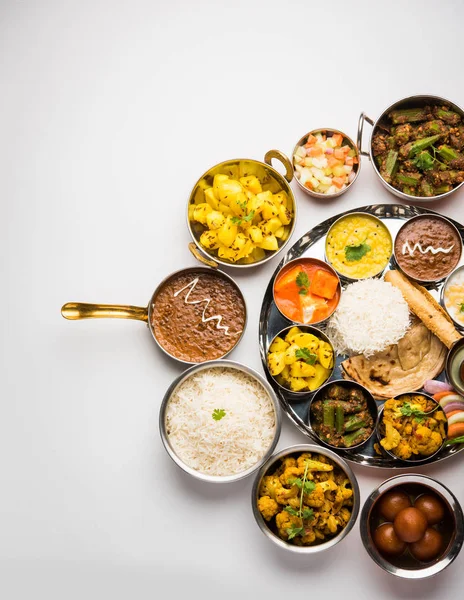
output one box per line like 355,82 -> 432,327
341,319 -> 447,400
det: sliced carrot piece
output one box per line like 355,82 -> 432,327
345,156 -> 354,166
332,133 -> 343,146
447,422 -> 464,439
446,410 -> 464,418
304,180 -> 313,189
309,146 -> 323,157
327,156 -> 342,168
434,391 -> 455,401
332,176 -> 344,189
341,145 -> 351,154
334,148 -> 345,159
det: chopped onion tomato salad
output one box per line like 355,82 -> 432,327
293,132 -> 358,195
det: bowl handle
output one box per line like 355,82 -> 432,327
357,113 -> 374,159
188,242 -> 218,269
264,150 -> 293,182
61,302 -> 148,322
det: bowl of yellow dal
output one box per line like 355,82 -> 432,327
325,213 -> 392,281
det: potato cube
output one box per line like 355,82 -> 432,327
206,211 -> 226,230
267,351 -> 286,376
274,226 -> 285,239
284,327 -> 302,341
284,343 -> 300,365
239,175 -> 262,195
259,234 -> 278,251
217,218 -> 238,248
261,199 -> 279,220
216,179 -> 244,205
290,362 -> 316,378
269,337 -> 289,353
204,187 -> 219,210
318,341 -> 334,370
213,174 -> 229,198
307,364 -> 331,391
249,226 -> 263,244
279,204 -> 292,225
286,333 -> 320,350
288,377 -> 308,392
218,247 -> 238,262
193,203 -> 213,224
199,230 -> 219,250
260,217 -> 282,235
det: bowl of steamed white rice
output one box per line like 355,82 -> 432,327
159,360 -> 282,483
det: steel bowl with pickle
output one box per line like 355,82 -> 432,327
187,152 -> 296,268
308,380 -> 378,451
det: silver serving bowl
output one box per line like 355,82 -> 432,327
393,214 -> 462,284
324,211 -> 393,283
159,359 -> 282,483
265,325 -> 335,396
375,393 -> 448,465
358,94 -> 464,202
251,444 -> 360,553
307,379 -> 378,452
272,256 -> 341,327
291,128 -> 361,199
360,474 -> 464,579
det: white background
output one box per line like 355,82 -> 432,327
1,0 -> 464,598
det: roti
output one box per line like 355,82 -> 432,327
341,319 -> 447,400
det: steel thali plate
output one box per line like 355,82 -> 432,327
258,204 -> 464,468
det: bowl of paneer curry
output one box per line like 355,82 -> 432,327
252,444 -> 360,552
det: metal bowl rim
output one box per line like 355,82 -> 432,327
159,359 -> 282,483
186,157 -> 298,269
251,443 -> 360,553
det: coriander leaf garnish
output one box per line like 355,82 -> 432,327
243,210 -> 255,222
400,402 -> 426,420
298,288 -> 308,296
231,216 -> 242,225
459,301 -> 464,313
303,481 -> 316,495
345,241 -> 371,262
413,151 -> 435,171
301,508 -> 314,520
289,477 -> 302,489
237,200 -> 247,210
284,506 -> 299,516
212,408 -> 226,421
231,209 -> 254,225
295,347 -> 318,365
286,525 -> 304,540
296,271 -> 309,287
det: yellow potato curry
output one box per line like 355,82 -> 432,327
257,452 -> 353,546
380,394 -> 447,460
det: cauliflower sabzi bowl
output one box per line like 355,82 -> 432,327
377,393 -> 447,464
252,445 -> 360,553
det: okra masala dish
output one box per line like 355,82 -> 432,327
372,103 -> 464,197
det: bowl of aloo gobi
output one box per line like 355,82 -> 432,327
187,152 -> 297,268
376,392 -> 448,464
251,444 -> 360,553
358,94 -> 464,201
266,325 -> 335,395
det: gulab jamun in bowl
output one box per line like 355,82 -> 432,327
360,474 -> 463,579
